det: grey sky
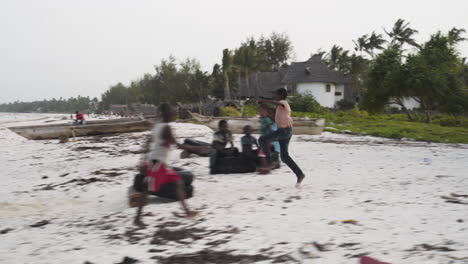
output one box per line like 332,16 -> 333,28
1,0 -> 467,103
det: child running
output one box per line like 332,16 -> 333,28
134,103 -> 198,226
257,88 -> 305,187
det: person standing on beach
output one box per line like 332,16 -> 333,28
74,110 -> 85,125
134,103 -> 198,226
257,88 -> 305,187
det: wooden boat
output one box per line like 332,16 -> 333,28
190,113 -> 325,135
7,117 -> 152,140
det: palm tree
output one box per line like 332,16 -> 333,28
233,47 -> 245,98
384,18 -> 420,49
242,40 -> 258,97
448,27 -> 467,44
353,34 -> 369,56
315,49 -> 327,60
222,49 -> 233,100
324,45 -> 351,73
366,31 -> 387,58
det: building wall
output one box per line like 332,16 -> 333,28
335,84 -> 345,103
389,97 -> 420,110
296,82 -> 336,108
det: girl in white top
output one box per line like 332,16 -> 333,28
134,103 -> 198,226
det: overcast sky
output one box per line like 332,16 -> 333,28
1,0 -> 467,103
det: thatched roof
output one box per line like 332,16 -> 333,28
239,55 -> 350,98
239,72 -> 284,98
281,55 -> 348,84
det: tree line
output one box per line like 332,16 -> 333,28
1,21 -> 467,122
0,96 -> 98,113
99,32 -> 293,110
319,19 -> 468,122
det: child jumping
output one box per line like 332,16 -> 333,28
134,103 -> 198,226
257,88 -> 305,187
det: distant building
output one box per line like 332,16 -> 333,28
109,104 -> 128,115
239,55 -> 357,108
389,97 -> 420,110
130,103 -> 158,115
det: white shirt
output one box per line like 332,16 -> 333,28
147,123 -> 171,164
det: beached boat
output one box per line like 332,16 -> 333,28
190,113 -> 325,135
8,118 -> 152,140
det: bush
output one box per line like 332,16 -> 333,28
351,105 -> 368,117
242,100 -> 259,116
219,106 -> 241,117
432,114 -> 468,128
289,93 -> 327,113
336,99 -> 355,110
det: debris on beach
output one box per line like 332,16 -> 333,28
0,228 -> 14,234
338,242 -> 361,249
30,220 -> 50,228
152,249 -> 271,264
37,177 -> 110,191
114,256 -> 139,264
408,243 -> 456,252
299,242 -> 321,259
313,241 -> 333,252
440,195 -> 468,205
342,219 -> 359,225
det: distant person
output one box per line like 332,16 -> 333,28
74,111 -> 85,125
209,120 -> 238,173
133,103 -> 198,226
257,88 -> 305,187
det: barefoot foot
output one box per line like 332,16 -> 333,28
133,219 -> 146,227
184,211 -> 199,218
173,211 -> 199,219
295,175 -> 305,188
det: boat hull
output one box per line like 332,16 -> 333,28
191,113 -> 325,135
8,119 -> 152,140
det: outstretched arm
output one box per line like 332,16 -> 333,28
257,98 -> 284,107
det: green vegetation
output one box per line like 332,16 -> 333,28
242,100 -> 260,117
292,111 -> 468,143
288,93 -> 328,114
219,106 -> 241,117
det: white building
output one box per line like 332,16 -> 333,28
282,55 -> 350,108
239,55 -> 355,108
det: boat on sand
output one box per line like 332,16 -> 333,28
190,113 -> 325,135
8,118 -> 152,140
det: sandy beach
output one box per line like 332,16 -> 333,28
1,113 -> 467,264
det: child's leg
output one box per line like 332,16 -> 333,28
175,180 -> 197,217
134,191 -> 148,226
258,130 -> 280,165
278,135 -> 305,185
